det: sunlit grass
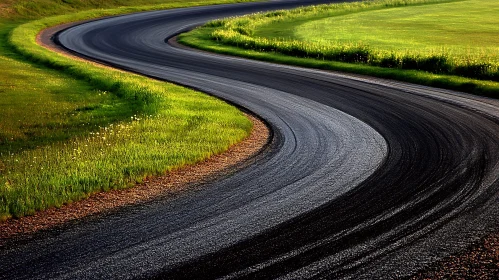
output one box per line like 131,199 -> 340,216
180,0 -> 499,97
0,0 -> 258,220
0,0 -> 256,20
0,86 -> 251,218
292,0 -> 499,63
206,0 -> 499,80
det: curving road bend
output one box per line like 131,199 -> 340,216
2,0 -> 499,279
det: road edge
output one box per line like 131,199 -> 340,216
0,21 -> 271,243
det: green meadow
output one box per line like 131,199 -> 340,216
180,0 -> 499,96
0,0 -> 256,220
292,0 -> 499,62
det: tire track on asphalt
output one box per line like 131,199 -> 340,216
1,1 -> 499,279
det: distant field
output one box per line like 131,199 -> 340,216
286,0 -> 499,63
0,0 -> 255,220
0,0 -> 252,19
180,0 -> 499,96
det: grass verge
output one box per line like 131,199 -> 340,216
0,0 -> 257,220
179,0 -> 499,97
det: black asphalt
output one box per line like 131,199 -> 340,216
1,0 -> 499,279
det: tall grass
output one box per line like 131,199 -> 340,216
0,0 -> 257,220
206,0 -> 499,82
1,0 -> 256,20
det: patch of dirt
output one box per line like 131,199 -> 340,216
0,22 -> 271,243
0,3 -> 13,18
410,233 -> 499,279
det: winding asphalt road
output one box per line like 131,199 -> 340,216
2,0 -> 499,279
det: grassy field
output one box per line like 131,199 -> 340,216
292,0 -> 499,62
0,0 -> 256,220
180,0 -> 499,96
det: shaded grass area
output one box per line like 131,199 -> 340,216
0,0 -> 256,220
0,47 -> 134,155
185,0 -> 499,95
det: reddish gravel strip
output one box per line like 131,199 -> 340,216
411,234 -> 499,280
0,114 -> 269,242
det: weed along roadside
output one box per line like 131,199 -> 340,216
179,0 -> 499,97
0,0 -> 260,222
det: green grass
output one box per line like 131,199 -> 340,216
0,54 -> 134,155
0,0 -> 255,20
0,0 -> 257,220
180,0 -> 499,96
292,0 -> 499,62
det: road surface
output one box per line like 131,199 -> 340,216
2,0 -> 499,279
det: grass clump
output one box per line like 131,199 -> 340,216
0,0 -> 257,220
0,0 -> 256,20
180,0 -> 499,96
